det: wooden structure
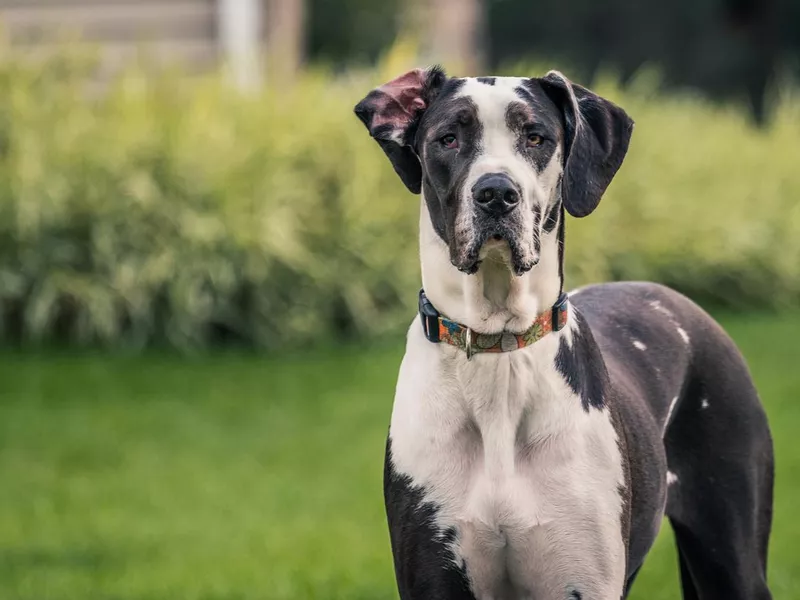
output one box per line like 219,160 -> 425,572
0,0 -> 304,87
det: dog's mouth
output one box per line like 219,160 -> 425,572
454,229 -> 539,276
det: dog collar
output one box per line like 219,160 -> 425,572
418,289 -> 569,359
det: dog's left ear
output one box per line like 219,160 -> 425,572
538,71 -> 634,218
354,66 -> 447,194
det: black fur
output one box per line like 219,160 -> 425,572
374,135 -> 423,193
556,202 -> 565,285
354,66 -> 449,194
506,91 -> 560,173
554,311 -> 607,411
417,87 -> 481,248
572,282 -> 773,598
531,204 -> 542,254
543,199 -> 561,234
385,440 -> 476,600
537,73 -> 634,217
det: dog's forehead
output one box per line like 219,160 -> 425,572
450,77 -> 549,123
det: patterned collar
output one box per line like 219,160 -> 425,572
418,289 -> 569,359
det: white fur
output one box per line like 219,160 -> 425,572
632,339 -> 647,351
650,300 -> 691,345
392,314 -> 627,599
664,396 -> 679,435
667,471 -> 679,486
649,300 -> 670,316
457,78 -> 539,199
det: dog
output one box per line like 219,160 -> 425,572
354,67 -> 774,600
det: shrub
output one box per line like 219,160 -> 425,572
0,47 -> 797,350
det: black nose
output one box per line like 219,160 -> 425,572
472,173 -> 520,217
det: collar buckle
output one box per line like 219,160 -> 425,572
552,292 -> 569,331
418,289 -> 440,343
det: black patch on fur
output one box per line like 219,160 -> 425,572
555,310 -> 607,411
543,197 -> 561,234
385,439 -> 476,599
532,204 -> 542,232
532,204 -> 542,254
507,88 -> 561,173
417,83 -> 487,268
476,76 -> 496,86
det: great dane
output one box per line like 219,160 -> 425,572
354,67 -> 774,600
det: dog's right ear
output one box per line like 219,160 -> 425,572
354,67 -> 447,194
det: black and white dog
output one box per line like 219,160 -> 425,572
354,68 -> 774,600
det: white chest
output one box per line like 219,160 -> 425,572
389,319 -> 627,599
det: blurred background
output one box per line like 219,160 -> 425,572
0,1 -> 798,599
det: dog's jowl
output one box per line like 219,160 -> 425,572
355,69 -> 774,600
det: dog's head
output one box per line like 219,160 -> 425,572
354,68 -> 633,275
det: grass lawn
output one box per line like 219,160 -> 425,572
0,312 -> 799,599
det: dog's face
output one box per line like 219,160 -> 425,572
355,68 -> 633,275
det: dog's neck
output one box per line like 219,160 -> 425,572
420,200 -> 564,335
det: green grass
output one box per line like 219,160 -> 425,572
0,313 -> 799,599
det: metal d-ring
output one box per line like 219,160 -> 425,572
465,327 -> 474,360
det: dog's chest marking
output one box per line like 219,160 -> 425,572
390,318 -> 627,599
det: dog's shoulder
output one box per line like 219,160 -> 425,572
569,281 -> 701,363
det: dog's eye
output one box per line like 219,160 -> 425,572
440,134 -> 458,149
526,134 -> 543,147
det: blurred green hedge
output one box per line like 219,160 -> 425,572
0,49 -> 797,350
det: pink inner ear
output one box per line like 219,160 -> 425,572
370,69 -> 428,130
409,97 -> 426,111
